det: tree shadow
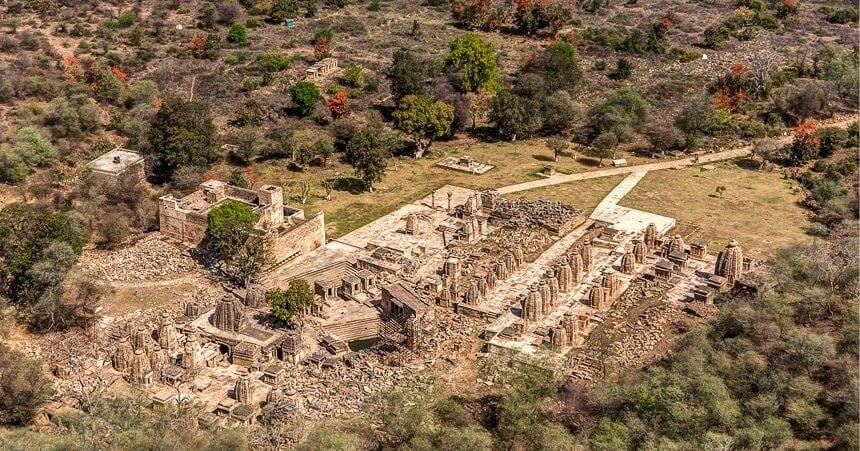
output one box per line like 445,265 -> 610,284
578,157 -> 602,167
331,176 -> 365,194
532,154 -> 555,163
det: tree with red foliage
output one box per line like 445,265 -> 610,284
326,90 -> 350,118
789,118 -> 821,165
188,34 -> 206,57
712,63 -> 750,112
313,37 -> 331,60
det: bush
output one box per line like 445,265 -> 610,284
645,124 -> 686,152
589,87 -> 650,143
98,214 -> 130,248
342,64 -> 364,88
226,22 -> 247,44
817,127 -> 847,157
290,81 -> 321,117
0,346 -> 54,425
117,10 -> 135,28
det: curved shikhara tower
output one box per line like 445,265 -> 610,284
714,239 -> 744,284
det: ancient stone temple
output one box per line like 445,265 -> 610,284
182,333 -> 202,370
570,253 -> 584,282
405,213 -> 419,235
644,223 -> 658,249
235,375 -> 253,403
131,325 -> 148,352
113,335 -> 134,372
563,312 -> 577,345
148,347 -> 167,380
620,252 -> 636,275
550,326 -> 567,348
580,243 -> 593,272
130,349 -> 153,386
212,295 -> 246,332
157,313 -> 178,351
588,286 -> 606,309
244,284 -> 266,309
714,239 -> 744,284
602,273 -> 621,298
667,235 -> 686,255
633,240 -> 648,264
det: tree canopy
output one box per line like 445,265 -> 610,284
270,278 -> 315,324
147,97 -> 219,181
392,95 -> 455,158
446,35 -> 499,93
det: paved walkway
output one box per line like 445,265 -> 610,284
496,146 -> 753,194
496,114 -> 859,195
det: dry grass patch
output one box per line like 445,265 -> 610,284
250,140 -> 645,237
620,162 -> 812,258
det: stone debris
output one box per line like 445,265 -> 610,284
78,233 -> 198,282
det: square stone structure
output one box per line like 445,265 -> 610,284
159,181 -> 325,264
86,148 -> 145,183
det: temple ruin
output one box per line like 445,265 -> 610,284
158,181 -> 325,264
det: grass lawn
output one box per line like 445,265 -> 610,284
619,162 -> 813,259
511,175 -> 627,215
247,139 -> 648,237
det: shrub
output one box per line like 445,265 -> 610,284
610,58 -> 633,80
0,346 -> 54,425
817,127 -> 848,157
589,87 -> 650,143
645,124 -> 686,152
226,23 -> 247,44
117,10 -> 136,28
269,0 -> 299,22
98,214 -> 130,248
342,64 -> 364,88
290,81 -> 321,116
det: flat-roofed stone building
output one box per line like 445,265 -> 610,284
87,148 -> 145,183
158,180 -> 325,264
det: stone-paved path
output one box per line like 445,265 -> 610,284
496,114 -> 859,195
496,146 -> 752,194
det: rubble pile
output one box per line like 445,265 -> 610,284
491,198 -> 581,233
78,233 -> 198,282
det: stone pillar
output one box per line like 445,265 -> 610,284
563,311 -> 576,345
551,326 -> 567,348
405,213 -> 419,235
447,192 -> 453,211
527,289 -> 542,319
431,190 -> 436,209
477,276 -> 487,297
444,258 -> 461,281
245,284 -> 266,308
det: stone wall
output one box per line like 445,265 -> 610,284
271,213 -> 326,263
158,198 -> 208,244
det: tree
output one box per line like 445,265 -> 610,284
290,81 -> 321,117
0,345 -> 54,425
589,87 -> 650,144
465,90 -> 493,130
270,278 -> 314,324
207,200 -> 258,260
205,200 -> 269,283
446,34 -> 499,92
148,97 -> 219,181
389,47 -> 426,99
541,90 -> 581,135
326,90 -> 350,118
269,0 -> 299,22
546,136 -> 568,162
591,132 -> 618,163
530,41 -> 581,93
345,127 -> 392,192
235,126 -> 263,164
393,95 -> 455,158
226,22 -> 247,44
491,90 -> 542,141
314,137 -> 334,166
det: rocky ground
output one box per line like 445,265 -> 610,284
77,233 -> 199,282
